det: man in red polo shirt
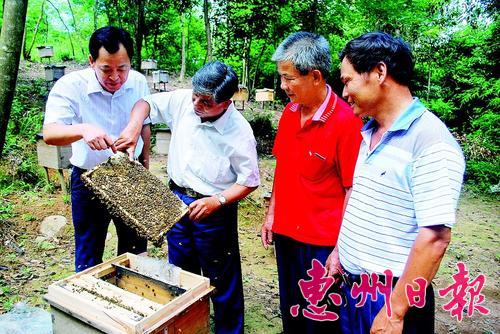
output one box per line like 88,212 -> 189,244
261,31 -> 362,333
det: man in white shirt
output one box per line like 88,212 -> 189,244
116,61 -> 260,334
43,26 -> 150,272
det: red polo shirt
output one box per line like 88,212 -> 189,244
272,91 -> 362,246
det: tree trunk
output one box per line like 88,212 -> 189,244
134,0 -> 145,70
180,13 -> 186,81
0,0 -> 29,157
241,37 -> 251,88
203,0 -> 212,63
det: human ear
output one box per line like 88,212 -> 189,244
375,62 -> 387,82
312,69 -> 323,84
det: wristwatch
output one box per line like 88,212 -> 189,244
216,193 -> 227,206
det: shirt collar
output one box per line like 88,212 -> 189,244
312,84 -> 332,121
362,97 -> 426,132
198,101 -> 235,135
288,84 -> 336,123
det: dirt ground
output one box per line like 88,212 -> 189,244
0,62 -> 498,333
0,153 -> 498,333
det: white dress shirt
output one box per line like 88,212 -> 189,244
44,68 -> 150,169
144,89 -> 260,195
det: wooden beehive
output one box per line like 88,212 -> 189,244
45,253 -> 214,334
141,59 -> 158,70
45,65 -> 66,82
152,70 -> 169,83
81,153 -> 188,245
255,88 -> 274,102
37,46 -> 54,58
153,128 -> 171,155
37,137 -> 72,169
232,85 -> 249,102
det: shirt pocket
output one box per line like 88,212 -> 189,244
189,146 -> 233,185
299,150 -> 331,182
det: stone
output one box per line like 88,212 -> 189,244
39,215 -> 67,238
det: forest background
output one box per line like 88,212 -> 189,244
0,0 -> 498,193
0,0 -> 498,332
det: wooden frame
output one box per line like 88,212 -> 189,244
45,253 -> 214,334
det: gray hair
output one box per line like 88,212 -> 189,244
272,31 -> 331,79
192,61 -> 238,103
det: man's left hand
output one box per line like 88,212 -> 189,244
370,305 -> 404,334
188,196 -> 221,221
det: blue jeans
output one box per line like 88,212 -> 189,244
167,190 -> 244,334
71,167 -> 147,272
274,233 -> 341,334
340,271 -> 435,334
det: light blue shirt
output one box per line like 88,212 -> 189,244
338,98 -> 465,276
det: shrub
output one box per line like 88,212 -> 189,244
244,110 -> 277,156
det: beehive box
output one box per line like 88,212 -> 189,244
153,128 -> 171,155
45,65 -> 66,82
232,85 -> 249,102
81,153 -> 188,245
255,88 -> 274,102
141,59 -> 158,70
45,253 -> 214,334
36,138 -> 72,169
152,70 -> 169,83
37,46 -> 54,58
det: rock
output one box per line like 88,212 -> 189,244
39,215 -> 67,238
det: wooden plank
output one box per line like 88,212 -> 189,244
137,284 -> 213,332
75,275 -> 163,316
115,267 -> 181,304
147,296 -> 210,334
46,284 -> 137,334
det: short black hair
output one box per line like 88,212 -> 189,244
192,61 -> 238,103
340,32 -> 414,86
89,26 -> 134,61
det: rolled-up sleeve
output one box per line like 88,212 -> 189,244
230,136 -> 260,187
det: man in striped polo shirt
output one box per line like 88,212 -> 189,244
325,32 -> 465,333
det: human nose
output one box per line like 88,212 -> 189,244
342,85 -> 348,100
109,70 -> 119,81
280,79 -> 287,91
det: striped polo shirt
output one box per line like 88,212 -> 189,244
337,98 -> 465,276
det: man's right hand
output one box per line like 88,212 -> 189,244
115,124 -> 141,161
81,124 -> 116,153
261,213 -> 274,249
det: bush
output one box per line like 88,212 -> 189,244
465,159 -> 500,193
244,110 -> 277,156
456,132 -> 500,192
1,78 -> 48,189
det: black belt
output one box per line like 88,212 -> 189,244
168,180 -> 207,199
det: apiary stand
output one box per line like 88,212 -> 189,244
45,253 -> 214,334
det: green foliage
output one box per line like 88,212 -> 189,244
8,0 -> 499,192
1,78 -> 47,188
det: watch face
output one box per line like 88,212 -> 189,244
218,195 -> 226,204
